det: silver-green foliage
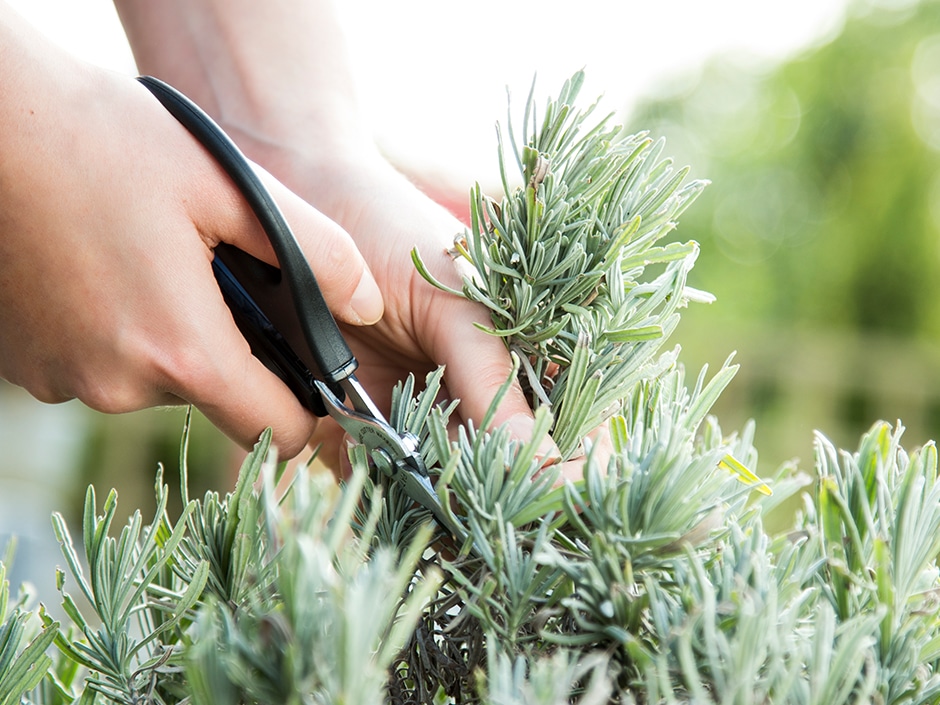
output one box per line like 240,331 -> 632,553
0,545 -> 57,705
373,386 -> 940,702
413,71 -> 709,458
183,446 -> 439,705
0,424 -> 434,705
379,71 -> 940,703
3,71 -> 940,705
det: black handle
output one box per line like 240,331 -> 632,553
137,75 -> 358,390
210,243 -> 329,415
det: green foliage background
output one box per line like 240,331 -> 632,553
27,0 -> 940,544
47,0 -> 940,537
628,0 -> 940,471
9,7 -> 940,699
10,5 -> 940,695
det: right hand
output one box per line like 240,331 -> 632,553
0,21 -> 383,458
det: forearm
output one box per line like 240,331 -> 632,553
113,0 -> 370,163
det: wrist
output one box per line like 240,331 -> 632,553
115,0 -> 372,165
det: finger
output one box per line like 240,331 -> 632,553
555,424 -> 613,487
157,261 -> 319,459
192,357 -> 317,459
430,298 -> 559,459
412,234 -> 561,458
307,416 -> 349,477
186,151 -> 384,326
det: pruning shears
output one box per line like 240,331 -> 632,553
137,75 -> 467,547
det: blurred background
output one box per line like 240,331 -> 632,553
4,0 -> 940,595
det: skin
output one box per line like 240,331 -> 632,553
112,0 -> 550,469
0,0 -> 548,471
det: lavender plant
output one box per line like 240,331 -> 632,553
413,72 -> 710,458
3,70 -> 940,705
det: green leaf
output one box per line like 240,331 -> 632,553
133,559 -> 209,658
0,630 -> 55,705
685,356 -> 739,432
51,513 -> 95,609
602,325 -> 663,343
410,247 -> 464,297
719,454 -> 772,496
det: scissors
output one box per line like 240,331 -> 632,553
138,75 -> 467,548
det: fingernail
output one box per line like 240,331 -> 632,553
506,413 -> 558,460
350,270 -> 384,325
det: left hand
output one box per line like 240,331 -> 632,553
245,144 -> 545,471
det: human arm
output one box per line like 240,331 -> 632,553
0,1 -> 383,458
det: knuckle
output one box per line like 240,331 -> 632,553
73,375 -> 145,414
314,226 -> 362,293
270,426 -> 312,460
157,341 -> 226,401
25,380 -> 72,405
6,362 -> 137,411
0,360 -> 67,404
69,333 -> 152,413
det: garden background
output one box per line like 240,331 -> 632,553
3,0 -> 935,599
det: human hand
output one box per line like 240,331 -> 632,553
111,0 -> 599,479
290,153 -> 616,483
0,13 -> 383,458
249,149 -> 547,470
